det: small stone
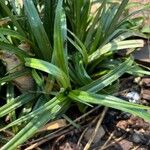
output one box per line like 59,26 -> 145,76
84,126 -> 105,144
131,132 -> 146,144
126,91 -> 140,103
134,77 -> 141,84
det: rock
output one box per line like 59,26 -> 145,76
126,91 -> 140,103
131,131 -> 148,145
84,126 -> 105,144
131,132 -> 142,144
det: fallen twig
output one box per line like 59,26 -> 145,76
100,130 -> 116,150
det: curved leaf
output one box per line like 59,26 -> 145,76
69,90 -> 150,121
25,58 -> 70,89
0,28 -> 32,43
1,94 -> 69,150
88,40 -> 144,63
81,57 -> 133,93
0,93 -> 36,118
24,0 -> 52,61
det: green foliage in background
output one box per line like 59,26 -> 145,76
0,0 -> 150,149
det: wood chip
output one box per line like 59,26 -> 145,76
141,77 -> 150,87
141,89 -> 150,101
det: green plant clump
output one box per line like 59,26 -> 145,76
0,0 -> 150,149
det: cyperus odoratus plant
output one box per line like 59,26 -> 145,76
0,0 -> 150,149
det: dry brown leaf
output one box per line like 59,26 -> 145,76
0,43 -> 35,92
38,119 -> 67,132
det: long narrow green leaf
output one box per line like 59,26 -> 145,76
128,64 -> 150,76
1,95 -> 69,150
88,40 -> 144,63
81,58 -> 133,93
6,83 -> 18,133
85,0 -> 106,47
89,23 -> 102,54
74,54 -> 92,85
69,90 -> 150,121
0,28 -> 32,43
106,0 -> 129,36
74,0 -> 84,38
0,94 -> 66,131
67,30 -> 88,65
112,31 -> 147,42
69,90 -> 150,110
0,93 -> 36,117
25,58 -> 70,89
79,0 -> 91,41
53,0 -> 70,88
24,0 -> 52,61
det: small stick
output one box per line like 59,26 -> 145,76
51,135 -> 65,150
77,128 -> 88,147
100,130 -> 116,150
84,107 -> 108,150
131,144 -> 141,150
77,114 -> 101,148
100,135 -> 125,150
